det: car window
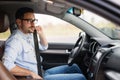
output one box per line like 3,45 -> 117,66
80,10 -> 120,40
35,14 -> 82,43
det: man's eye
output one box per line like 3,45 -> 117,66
22,19 -> 38,23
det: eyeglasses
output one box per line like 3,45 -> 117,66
21,19 -> 38,23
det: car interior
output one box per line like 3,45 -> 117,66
0,0 -> 120,80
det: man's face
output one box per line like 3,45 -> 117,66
18,12 -> 37,34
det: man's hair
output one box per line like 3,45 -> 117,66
15,7 -> 34,19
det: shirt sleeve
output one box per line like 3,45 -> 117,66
37,34 -> 48,50
2,37 -> 22,71
38,43 -> 48,51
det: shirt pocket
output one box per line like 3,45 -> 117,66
23,48 -> 37,64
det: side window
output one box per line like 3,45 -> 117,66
36,14 -> 82,43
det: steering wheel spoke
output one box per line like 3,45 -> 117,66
68,32 -> 86,65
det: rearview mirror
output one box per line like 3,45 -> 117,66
67,7 -> 83,16
73,7 -> 81,16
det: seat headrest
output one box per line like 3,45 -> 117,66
0,11 -> 9,33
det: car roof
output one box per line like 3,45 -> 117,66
0,0 -> 119,29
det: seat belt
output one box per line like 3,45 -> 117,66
33,30 -> 42,77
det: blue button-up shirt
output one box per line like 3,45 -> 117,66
2,30 -> 48,74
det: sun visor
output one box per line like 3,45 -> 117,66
44,0 -> 66,14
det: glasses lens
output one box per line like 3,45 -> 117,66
33,19 -> 38,23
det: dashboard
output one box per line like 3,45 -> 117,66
85,38 -> 120,80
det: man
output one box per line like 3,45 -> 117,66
2,7 -> 86,80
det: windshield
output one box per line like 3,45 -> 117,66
80,10 -> 120,40
109,0 -> 120,6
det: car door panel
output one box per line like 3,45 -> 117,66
41,43 -> 74,70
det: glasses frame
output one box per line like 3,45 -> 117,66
21,18 -> 38,23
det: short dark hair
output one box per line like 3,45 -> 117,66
15,7 -> 34,19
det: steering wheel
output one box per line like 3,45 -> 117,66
68,32 -> 86,65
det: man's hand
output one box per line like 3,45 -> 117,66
35,26 -> 48,47
35,26 -> 44,35
30,71 -> 43,80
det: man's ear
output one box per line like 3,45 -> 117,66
16,19 -> 21,26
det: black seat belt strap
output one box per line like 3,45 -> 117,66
33,30 -> 42,77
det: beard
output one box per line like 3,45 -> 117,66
20,25 -> 35,34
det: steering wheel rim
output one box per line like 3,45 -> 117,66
68,32 -> 86,65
